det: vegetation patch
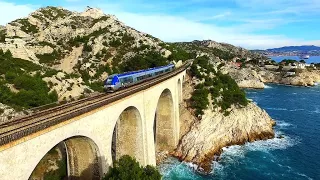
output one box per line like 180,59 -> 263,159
120,51 -> 168,72
211,48 -> 235,61
103,155 -> 161,180
13,18 -> 39,34
0,29 -> 6,42
37,41 -> 56,48
91,16 -> 110,26
167,44 -> 195,62
190,56 -> 248,116
0,50 -> 57,109
39,6 -> 72,21
36,49 -> 61,64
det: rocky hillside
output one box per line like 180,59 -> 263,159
0,6 -> 192,122
173,40 -> 267,63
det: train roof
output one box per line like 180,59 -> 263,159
116,64 -> 174,78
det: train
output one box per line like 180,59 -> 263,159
104,63 -> 175,92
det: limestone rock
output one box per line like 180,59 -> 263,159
226,67 -> 265,89
0,103 -> 26,124
80,7 -> 104,19
174,103 -> 275,173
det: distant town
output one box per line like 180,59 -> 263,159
252,45 -> 320,56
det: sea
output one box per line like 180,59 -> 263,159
269,56 -> 320,64
158,84 -> 320,180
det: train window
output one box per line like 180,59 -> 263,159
137,76 -> 144,81
106,78 -> 113,85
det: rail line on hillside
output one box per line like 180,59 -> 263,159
0,62 -> 190,147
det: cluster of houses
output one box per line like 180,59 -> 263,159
230,58 -> 317,77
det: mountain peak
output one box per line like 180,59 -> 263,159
80,7 -> 105,19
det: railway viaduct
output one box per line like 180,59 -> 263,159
0,65 -> 187,180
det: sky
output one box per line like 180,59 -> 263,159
1,0 -> 320,49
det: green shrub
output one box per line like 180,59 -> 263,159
122,33 -> 135,44
87,81 -> 104,92
211,48 -> 235,61
92,16 -> 110,26
0,30 -> 6,42
36,50 -> 61,64
190,85 -> 209,116
109,39 -> 122,48
42,69 -> 59,77
83,43 -> 93,52
13,19 -> 38,34
39,6 -> 71,21
103,155 -> 161,180
120,51 -> 168,72
189,56 -> 248,116
167,44 -> 194,62
38,41 -> 56,48
0,50 -> 41,74
280,59 -> 297,65
5,71 -> 17,83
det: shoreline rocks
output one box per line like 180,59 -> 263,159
172,74 -> 276,173
227,66 -> 320,89
167,73 -> 276,173
173,103 -> 275,173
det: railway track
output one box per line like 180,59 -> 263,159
0,63 -> 189,146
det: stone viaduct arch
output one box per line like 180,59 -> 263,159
0,70 -> 186,180
112,106 -> 144,163
154,89 -> 175,152
29,135 -> 103,180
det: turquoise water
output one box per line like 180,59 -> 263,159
159,84 -> 320,180
269,56 -> 320,63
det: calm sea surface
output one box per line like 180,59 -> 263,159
269,56 -> 320,63
159,84 -> 320,180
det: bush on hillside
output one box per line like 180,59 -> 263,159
280,59 -> 297,65
211,48 -> 235,61
167,44 -> 195,62
36,49 -> 61,64
0,50 -> 58,109
120,51 -> 168,72
190,84 -> 209,116
13,19 -> 39,34
189,56 -> 248,116
103,155 -> 161,180
0,30 -> 6,42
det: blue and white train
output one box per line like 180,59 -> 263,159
104,64 -> 175,92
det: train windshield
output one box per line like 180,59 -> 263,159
106,77 -> 113,85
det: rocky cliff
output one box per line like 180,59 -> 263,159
224,66 -> 320,88
260,69 -> 320,86
173,72 -> 275,173
224,66 -> 265,89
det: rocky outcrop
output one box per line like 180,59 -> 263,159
0,103 -> 26,124
172,73 -> 275,173
279,70 -> 320,86
258,69 -> 320,87
225,66 -> 265,89
43,72 -> 92,101
223,65 -> 320,88
174,102 -> 275,173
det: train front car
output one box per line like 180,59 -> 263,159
104,75 -> 120,92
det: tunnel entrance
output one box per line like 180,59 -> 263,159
154,89 -> 175,153
111,106 -> 144,164
29,136 -> 101,180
